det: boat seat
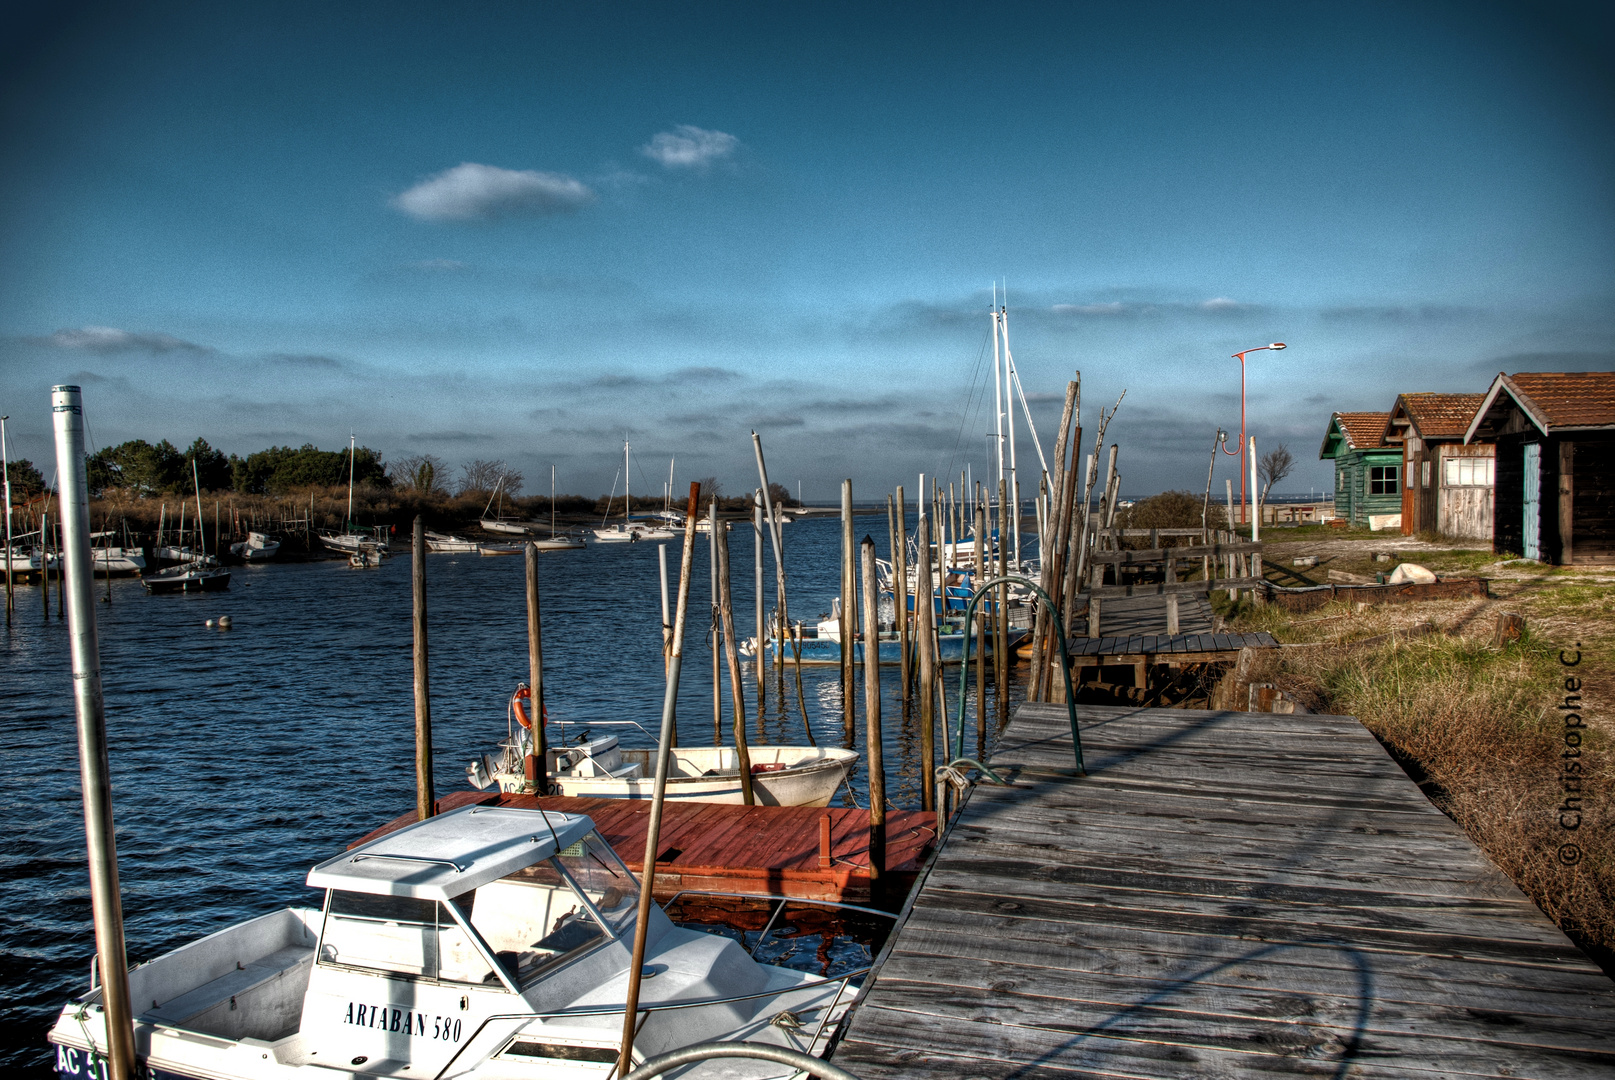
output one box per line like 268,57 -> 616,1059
607,763 -> 642,780
142,945 -> 313,1026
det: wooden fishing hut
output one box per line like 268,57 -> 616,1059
1466,370 -> 1615,565
1381,392 -> 1492,539
1318,410 -> 1402,527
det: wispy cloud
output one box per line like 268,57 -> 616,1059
1051,302 -> 1130,317
392,163 -> 595,221
266,352 -> 342,369
32,326 -> 211,353
641,125 -> 740,169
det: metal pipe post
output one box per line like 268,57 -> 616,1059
51,385 -> 136,1080
840,479 -> 855,736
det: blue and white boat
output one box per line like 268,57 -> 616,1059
48,805 -> 871,1079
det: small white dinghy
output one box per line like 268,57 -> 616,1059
472,727 -> 858,807
49,805 -> 871,1079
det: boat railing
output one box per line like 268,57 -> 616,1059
621,1042 -> 864,1080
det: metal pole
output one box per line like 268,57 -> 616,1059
412,516 -> 434,820
526,541 -> 548,794
894,484 -> 910,699
1250,436 -> 1261,543
658,543 -> 671,677
1001,308 -> 1021,568
618,483 -> 700,1076
51,385 -> 136,1080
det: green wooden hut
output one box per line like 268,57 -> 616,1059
1319,411 -> 1402,526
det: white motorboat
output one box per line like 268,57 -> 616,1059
480,517 -> 533,535
473,722 -> 858,807
48,805 -> 869,1079
229,531 -> 280,561
425,530 -> 482,553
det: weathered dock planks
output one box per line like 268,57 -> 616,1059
832,702 -> 1615,1078
354,790 -> 936,904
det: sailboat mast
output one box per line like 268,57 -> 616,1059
991,290 -> 1004,526
624,441 -> 631,524
192,460 -> 206,561
1001,303 -> 1020,567
551,465 -> 556,535
346,433 -> 356,527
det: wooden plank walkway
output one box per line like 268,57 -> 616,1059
355,790 -> 937,904
832,702 -> 1615,1078
1077,594 -> 1215,637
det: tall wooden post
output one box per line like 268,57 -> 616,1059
716,527 -> 754,805
894,485 -> 910,700
525,541 -> 547,793
840,479 -> 856,736
754,489 -> 765,690
860,535 -> 886,884
974,505 -> 987,751
412,516 -> 434,820
710,499 -> 722,744
915,510 -> 936,813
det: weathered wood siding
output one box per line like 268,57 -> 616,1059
1435,442 -> 1494,540
1570,433 -> 1615,563
1334,448 -> 1403,526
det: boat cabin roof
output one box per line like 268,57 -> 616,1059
307,806 -> 594,901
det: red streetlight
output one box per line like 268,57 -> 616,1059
1219,342 -> 1286,525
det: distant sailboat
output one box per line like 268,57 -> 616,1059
592,441 -> 676,543
318,434 -> 389,557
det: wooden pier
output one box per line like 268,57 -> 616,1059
832,702 -> 1615,1077
356,790 -> 937,905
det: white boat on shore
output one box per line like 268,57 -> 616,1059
472,723 -> 858,807
229,531 -> 280,561
48,805 -> 867,1079
425,530 -> 482,553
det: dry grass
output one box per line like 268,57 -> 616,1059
1231,593 -> 1615,974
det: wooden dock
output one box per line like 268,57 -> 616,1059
355,790 -> 936,905
832,702 -> 1615,1077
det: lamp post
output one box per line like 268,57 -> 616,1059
1219,342 -> 1286,527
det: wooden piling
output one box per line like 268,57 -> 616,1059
859,536 -> 885,882
1032,380 -> 1079,700
42,509 -> 50,617
996,479 -> 1009,732
525,540 -> 547,795
412,517 -> 434,820
894,485 -> 910,700
915,510 -> 936,812
710,499 -> 722,744
754,490 -> 765,690
715,524 -> 755,805
974,505 -> 986,752
840,479 -> 856,737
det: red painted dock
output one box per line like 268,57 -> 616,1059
353,790 -> 937,905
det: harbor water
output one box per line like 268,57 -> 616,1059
0,514 -> 1024,1075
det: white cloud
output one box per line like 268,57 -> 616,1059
34,326 -> 209,353
1200,297 -> 1246,311
392,163 -> 595,221
1052,302 -> 1129,316
641,125 -> 740,169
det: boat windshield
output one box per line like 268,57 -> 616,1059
318,831 -> 637,989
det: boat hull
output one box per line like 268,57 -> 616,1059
762,626 -> 1029,665
142,566 -> 231,593
503,747 -> 857,806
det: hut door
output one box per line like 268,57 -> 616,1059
1522,443 -> 1541,561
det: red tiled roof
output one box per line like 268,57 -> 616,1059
1508,372 -> 1615,429
1396,393 -> 1486,439
1333,412 -> 1389,449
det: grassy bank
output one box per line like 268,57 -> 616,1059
1227,575 -> 1614,973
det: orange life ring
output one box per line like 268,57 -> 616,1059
513,685 -> 535,729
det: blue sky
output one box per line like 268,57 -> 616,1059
1,1 -> 1611,501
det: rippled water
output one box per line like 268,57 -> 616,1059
0,514 -> 1023,1075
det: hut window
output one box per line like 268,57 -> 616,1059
1369,466 -> 1399,495
1443,457 -> 1493,487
